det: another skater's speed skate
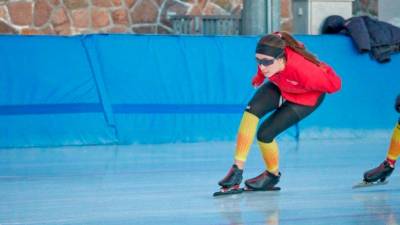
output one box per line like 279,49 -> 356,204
354,95 -> 400,189
364,160 -> 394,183
353,160 -> 394,188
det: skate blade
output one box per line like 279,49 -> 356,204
352,180 -> 389,189
213,188 -> 244,197
243,186 -> 281,192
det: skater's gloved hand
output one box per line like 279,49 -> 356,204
251,66 -> 265,88
395,94 -> 400,113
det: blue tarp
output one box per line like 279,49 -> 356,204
0,34 -> 399,147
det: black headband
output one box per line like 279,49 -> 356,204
256,44 -> 284,58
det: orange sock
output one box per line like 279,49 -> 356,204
258,140 -> 279,174
386,123 -> 400,166
234,111 -> 259,162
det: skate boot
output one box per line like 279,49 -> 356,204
363,160 -> 394,183
213,165 -> 243,196
244,170 -> 281,191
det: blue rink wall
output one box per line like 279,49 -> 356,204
0,34 -> 399,148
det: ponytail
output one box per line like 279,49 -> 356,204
278,31 -> 321,66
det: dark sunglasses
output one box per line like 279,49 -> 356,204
256,57 -> 275,66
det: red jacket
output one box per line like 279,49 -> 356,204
253,47 -> 341,106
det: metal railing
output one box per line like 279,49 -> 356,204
170,15 -> 241,35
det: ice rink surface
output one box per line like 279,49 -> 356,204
1,138 -> 400,225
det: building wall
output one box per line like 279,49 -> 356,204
0,0 -> 242,35
0,0 -> 378,35
379,0 -> 400,27
353,0 -> 378,17
280,0 -> 293,32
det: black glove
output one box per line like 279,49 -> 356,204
396,94 -> 400,113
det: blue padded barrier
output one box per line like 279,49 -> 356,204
88,35 -> 257,144
0,34 -> 399,147
0,35 -> 117,147
296,35 -> 400,133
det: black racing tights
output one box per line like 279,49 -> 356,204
246,82 -> 325,143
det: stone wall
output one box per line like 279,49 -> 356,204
0,0 -> 242,35
0,0 -> 300,35
0,0 -> 378,35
